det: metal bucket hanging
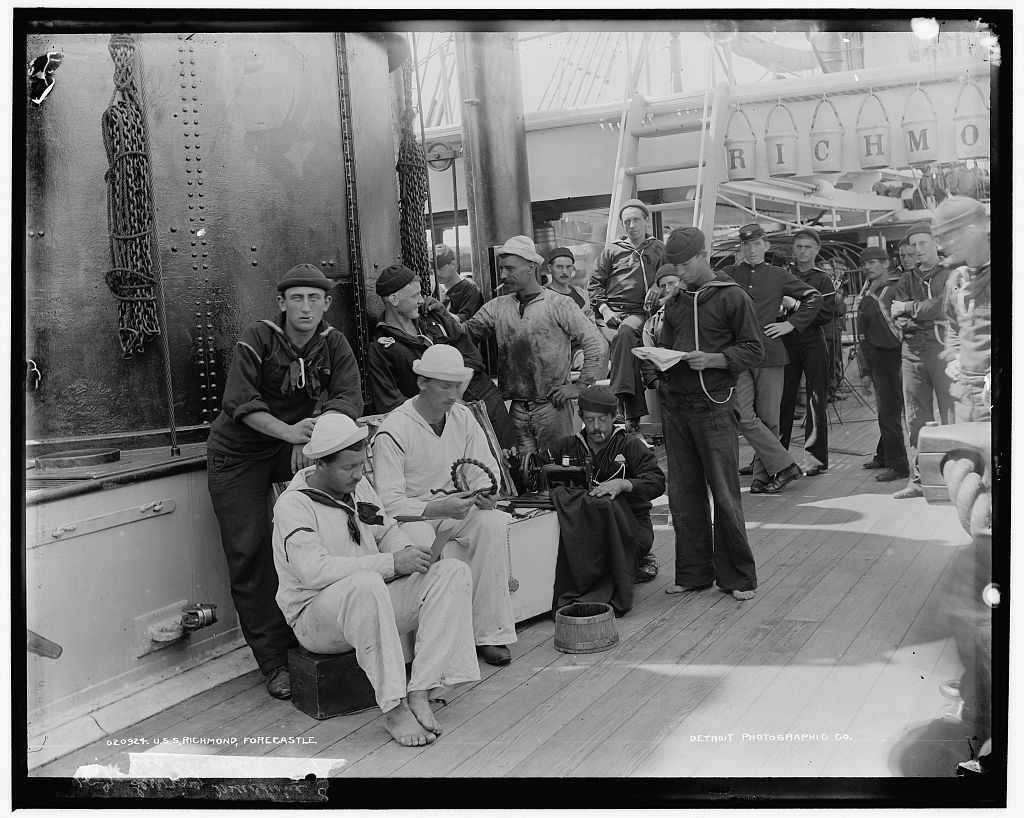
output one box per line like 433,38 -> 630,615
855,92 -> 891,170
723,107 -> 756,181
953,80 -> 990,160
764,101 -> 799,177
900,85 -> 939,166
809,95 -> 844,174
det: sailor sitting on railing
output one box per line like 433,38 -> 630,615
545,385 -> 666,616
589,199 -> 666,430
371,345 -> 518,667
272,414 -> 479,748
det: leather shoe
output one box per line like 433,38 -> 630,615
738,463 -> 754,476
801,464 -> 826,477
635,554 -> 660,583
874,467 -> 909,482
749,479 -> 769,494
862,459 -> 884,470
477,645 -> 511,666
265,666 -> 291,700
893,484 -> 924,499
765,463 -> 802,493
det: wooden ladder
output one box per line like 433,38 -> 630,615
606,81 -> 733,244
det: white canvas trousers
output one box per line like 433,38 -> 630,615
402,507 -> 518,647
291,560 -> 480,713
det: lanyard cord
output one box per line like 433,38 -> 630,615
688,288 -> 735,405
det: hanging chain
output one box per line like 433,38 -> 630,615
101,34 -> 161,358
335,33 -> 370,405
397,58 -> 432,294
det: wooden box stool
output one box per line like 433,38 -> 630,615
288,647 -> 377,719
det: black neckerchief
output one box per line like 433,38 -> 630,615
296,486 -> 384,545
261,317 -> 332,398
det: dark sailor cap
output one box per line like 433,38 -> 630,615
277,263 -> 334,293
738,223 -> 765,242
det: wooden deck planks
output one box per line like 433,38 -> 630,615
562,528 -> 870,777
29,418 -> 973,779
475,487 -> 876,777
745,506 -> 962,776
30,671 -> 266,776
352,541 -> 683,778
688,496 -> 940,776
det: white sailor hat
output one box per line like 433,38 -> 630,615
302,414 -> 369,459
412,344 -> 473,382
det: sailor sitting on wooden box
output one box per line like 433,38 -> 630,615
272,413 -> 479,747
371,344 -> 518,667
546,384 -> 667,615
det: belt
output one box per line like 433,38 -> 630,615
510,398 -> 552,411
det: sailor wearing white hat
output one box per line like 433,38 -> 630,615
272,412 -> 480,747
458,234 -> 608,457
373,345 -> 519,666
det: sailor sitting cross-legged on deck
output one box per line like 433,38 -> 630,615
371,344 -> 518,667
272,414 -> 479,747
546,385 -> 667,615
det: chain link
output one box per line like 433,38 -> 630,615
101,34 -> 161,358
398,59 -> 432,294
335,33 -> 370,406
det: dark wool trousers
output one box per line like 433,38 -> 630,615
863,344 -> 909,470
207,445 -> 299,674
780,331 -> 830,468
663,393 -> 757,592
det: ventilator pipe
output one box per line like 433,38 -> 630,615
148,603 -> 219,643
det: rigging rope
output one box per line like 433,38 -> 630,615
101,34 -> 161,358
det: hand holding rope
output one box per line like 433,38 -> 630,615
428,457 -> 499,498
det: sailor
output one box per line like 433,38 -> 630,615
272,414 -> 478,747
206,263 -> 363,700
545,385 -> 666,612
545,246 -> 595,321
855,247 -> 909,482
655,227 -> 763,601
897,238 -> 918,275
459,235 -> 608,458
778,228 -> 837,477
366,262 -> 514,450
436,243 -> 484,322
890,221 -> 955,499
589,198 -> 666,430
545,246 -> 596,371
371,344 -> 518,666
724,223 -> 821,494
638,264 -> 681,400
933,196 -> 991,423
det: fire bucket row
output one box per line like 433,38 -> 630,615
723,81 -> 990,182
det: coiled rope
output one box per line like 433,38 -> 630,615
101,33 -> 161,358
942,454 -> 992,543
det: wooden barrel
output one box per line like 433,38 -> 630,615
553,602 -> 618,654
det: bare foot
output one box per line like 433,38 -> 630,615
666,582 -> 712,594
427,685 -> 448,706
383,700 -> 436,747
731,589 -> 756,601
408,689 -> 443,735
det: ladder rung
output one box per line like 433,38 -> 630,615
631,115 -> 707,139
646,201 -> 696,213
624,159 -> 702,176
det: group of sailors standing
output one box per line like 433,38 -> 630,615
201,191 -> 990,748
